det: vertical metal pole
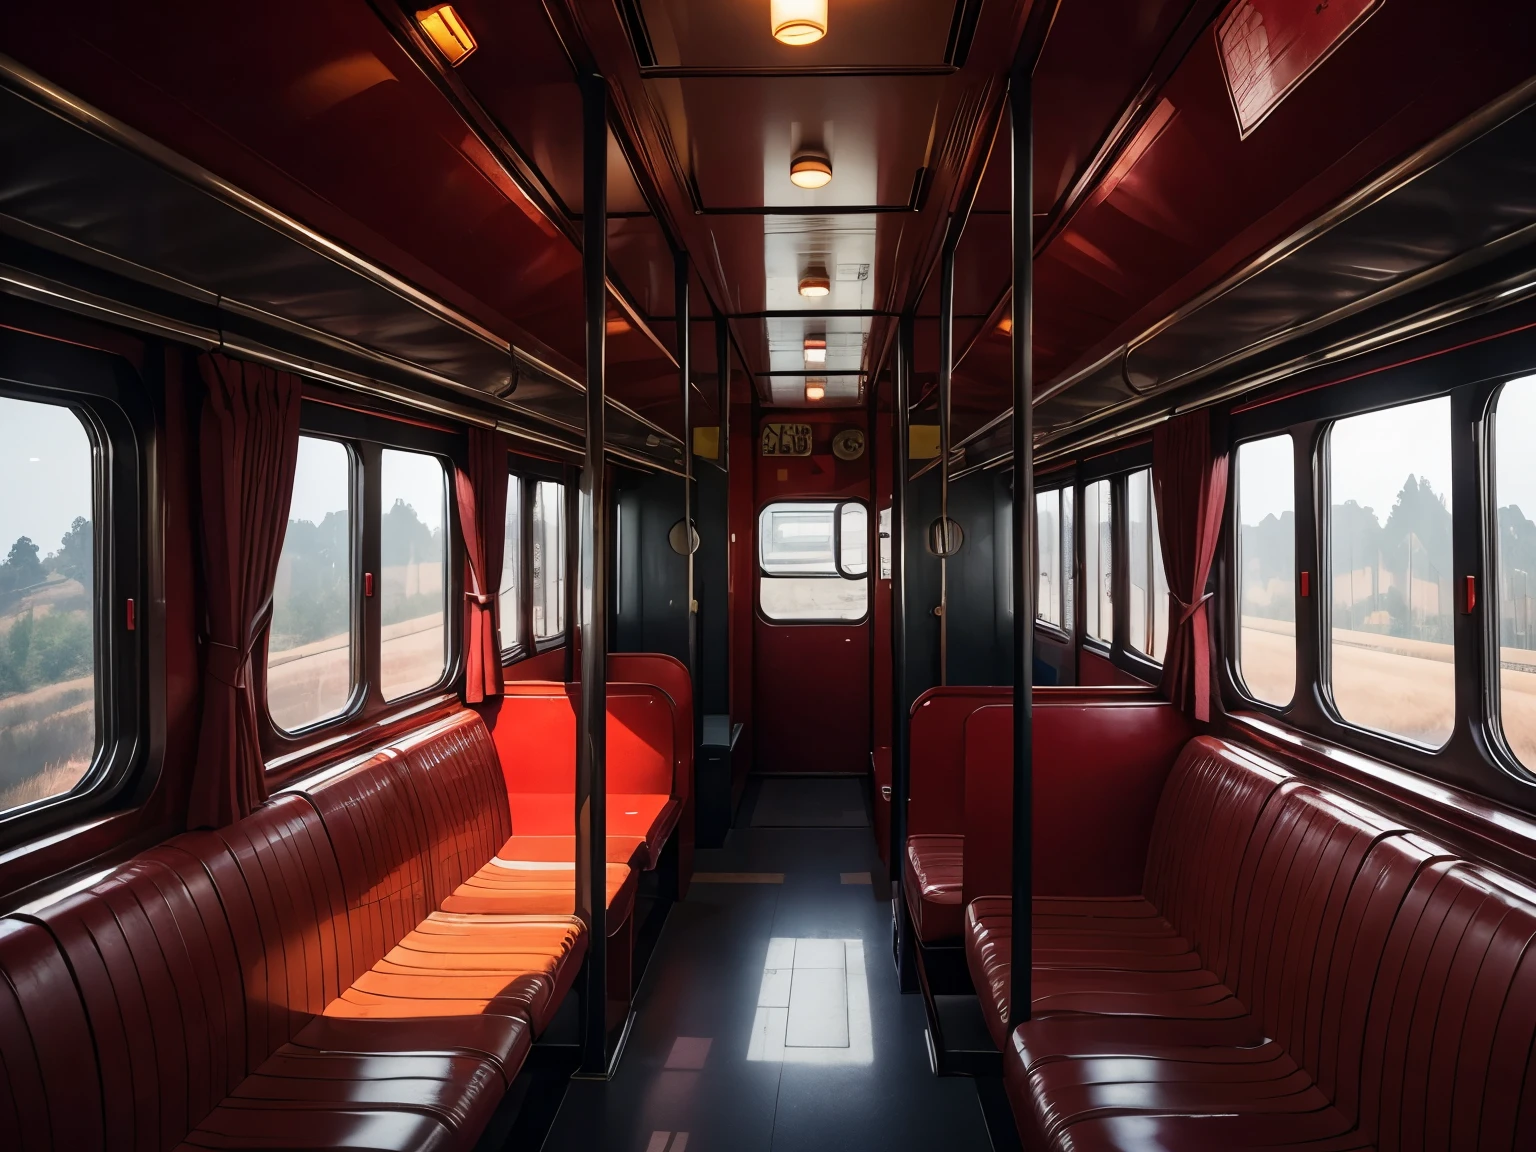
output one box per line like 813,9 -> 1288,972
1007,61 -> 1036,1033
577,69 -> 610,1074
716,316 -> 731,477
892,316 -> 917,991
937,237 -> 955,686
678,254 -> 700,750
564,464 -> 578,684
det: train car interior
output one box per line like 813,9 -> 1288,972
4,1 -> 1536,1149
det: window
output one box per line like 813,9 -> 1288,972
499,475 -> 522,653
758,500 -> 869,621
1492,375 -> 1536,769
0,396 -> 97,812
1036,487 -> 1074,629
1235,435 -> 1296,707
1084,480 -> 1112,642
268,437 -> 354,731
380,449 -> 448,701
1126,469 -> 1170,662
1327,397 -> 1453,748
532,480 -> 565,641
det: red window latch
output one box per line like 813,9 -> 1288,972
125,598 -> 135,631
364,572 -> 375,598
1299,571 -> 1310,598
1465,575 -> 1477,614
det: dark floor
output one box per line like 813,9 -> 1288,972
538,776 -> 994,1152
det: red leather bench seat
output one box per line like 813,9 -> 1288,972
0,706 -> 646,1152
904,833 -> 965,942
970,734 -> 1536,1151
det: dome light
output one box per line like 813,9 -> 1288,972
798,265 -> 831,297
771,0 -> 828,46
417,5 -> 478,66
803,337 -> 827,365
805,379 -> 826,401
790,152 -> 832,189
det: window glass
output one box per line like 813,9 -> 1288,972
840,503 -> 868,577
759,501 -> 869,621
1084,480 -> 1112,642
1327,397 -> 1453,747
1063,486 -> 1075,632
269,437 -> 354,731
1036,489 -> 1062,628
0,397 -> 96,811
1125,469 -> 1170,662
498,475 -> 522,653
380,449 -> 447,701
1235,435 -> 1296,706
1493,375 -> 1536,768
532,481 -> 565,640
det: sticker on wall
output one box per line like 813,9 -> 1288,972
761,422 -> 813,457
831,428 -> 865,461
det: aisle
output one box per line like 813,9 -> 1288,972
539,777 -> 993,1151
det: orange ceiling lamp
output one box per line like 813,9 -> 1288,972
790,151 -> 832,189
771,0 -> 828,46
805,378 -> 827,401
798,265 -> 831,297
417,4 -> 478,66
803,337 -> 827,364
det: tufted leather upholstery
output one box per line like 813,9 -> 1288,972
972,734 -> 1536,1151
0,705 -> 643,1152
905,834 -> 966,942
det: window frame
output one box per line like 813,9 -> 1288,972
0,329 -> 146,842
1033,481 -> 1073,641
1075,444 -> 1166,682
259,401 -> 461,767
1218,343 -> 1522,801
755,497 -> 872,625
1227,431 -> 1300,713
502,454 -> 567,663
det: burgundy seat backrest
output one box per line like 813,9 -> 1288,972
1220,782 -> 1411,1045
30,850 -> 250,1152
1347,861 -> 1536,1151
910,687 -> 1009,837
0,917 -> 104,1151
1142,737 -> 1289,958
189,795 -> 355,1048
389,709 -> 513,904
294,748 -> 433,978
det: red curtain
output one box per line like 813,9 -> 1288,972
188,353 -> 303,828
1151,409 -> 1228,722
456,428 -> 511,703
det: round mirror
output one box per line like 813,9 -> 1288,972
669,518 -> 701,555
926,516 -> 964,557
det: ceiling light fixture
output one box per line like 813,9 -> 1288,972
805,379 -> 827,401
803,337 -> 827,365
771,0 -> 828,46
789,151 -> 832,189
417,5 -> 478,66
798,265 -> 831,298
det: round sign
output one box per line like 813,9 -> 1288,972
832,428 -> 865,461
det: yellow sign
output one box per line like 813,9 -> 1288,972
760,423 -> 813,457
908,425 -> 940,459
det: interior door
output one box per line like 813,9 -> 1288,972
753,413 -> 871,774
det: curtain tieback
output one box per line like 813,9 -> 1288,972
465,590 -> 494,607
1171,590 -> 1213,626
206,597 -> 274,689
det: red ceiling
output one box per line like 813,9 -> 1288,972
3,1 -> 1534,440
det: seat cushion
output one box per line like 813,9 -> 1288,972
905,834 -> 965,943
440,858 -> 637,924
498,833 -> 649,872
610,794 -> 681,867
291,1015 -> 531,1091
176,1106 -> 459,1151
324,915 -> 586,1034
